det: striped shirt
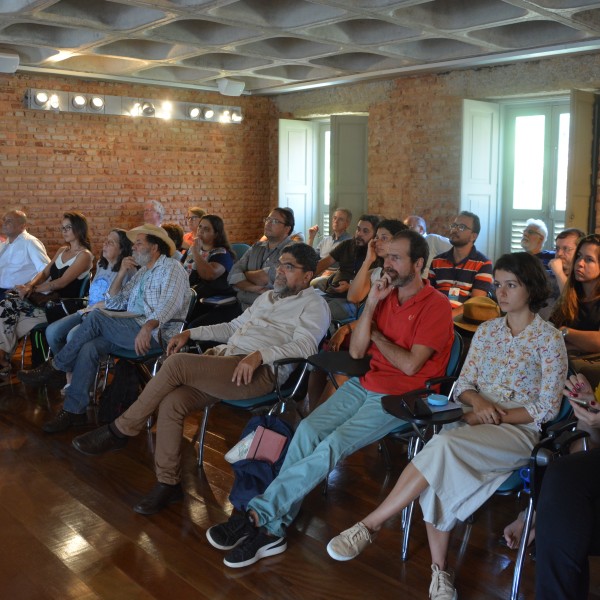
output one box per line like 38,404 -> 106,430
428,246 -> 493,308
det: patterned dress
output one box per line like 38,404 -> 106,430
411,314 -> 567,531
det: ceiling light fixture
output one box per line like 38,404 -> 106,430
72,95 -> 86,109
34,91 -> 49,106
24,89 -> 242,124
90,96 -> 104,110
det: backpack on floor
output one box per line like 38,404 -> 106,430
97,359 -> 144,423
228,413 -> 296,513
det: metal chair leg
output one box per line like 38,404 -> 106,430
196,404 -> 212,468
511,495 -> 535,600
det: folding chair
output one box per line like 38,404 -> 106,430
194,357 -> 312,467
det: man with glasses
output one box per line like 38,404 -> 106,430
520,218 -> 555,271
548,228 -> 585,292
0,209 -> 50,300
143,200 -> 165,227
228,207 -> 294,310
69,243 -> 330,516
429,211 -> 493,316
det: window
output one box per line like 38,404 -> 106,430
501,100 -> 569,253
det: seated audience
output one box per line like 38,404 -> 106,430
404,214 -> 452,276
143,200 -> 165,227
69,243 -> 330,516
548,227 -> 585,293
182,214 -> 236,321
182,206 -> 206,248
308,208 -> 352,285
18,224 -> 189,433
205,230 -> 454,568
551,233 -> 600,354
313,214 -> 380,320
0,212 -> 93,377
0,209 -> 50,300
228,207 -> 293,311
535,372 -> 600,600
520,218 -> 554,270
161,222 -> 185,261
327,252 -> 567,600
429,211 -> 493,316
44,229 -> 133,394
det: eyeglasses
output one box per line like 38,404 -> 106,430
264,217 -> 287,226
449,223 -> 472,232
186,216 -> 201,222
523,228 -> 543,237
59,225 -> 72,232
276,262 -> 304,272
555,245 -> 575,254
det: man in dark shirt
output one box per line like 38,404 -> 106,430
313,214 -> 379,320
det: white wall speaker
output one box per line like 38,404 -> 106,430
0,51 -> 19,73
217,78 -> 245,97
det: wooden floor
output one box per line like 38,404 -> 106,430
1,373 -> 599,600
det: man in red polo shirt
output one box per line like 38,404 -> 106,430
205,229 -> 454,568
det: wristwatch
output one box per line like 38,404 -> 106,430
560,327 -> 569,338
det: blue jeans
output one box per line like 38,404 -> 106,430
53,310 -> 160,414
46,311 -> 83,354
248,377 -> 404,537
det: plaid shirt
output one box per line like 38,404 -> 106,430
105,254 -> 189,341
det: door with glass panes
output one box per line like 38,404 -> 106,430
501,102 -> 569,253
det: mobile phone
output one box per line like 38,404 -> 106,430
570,396 -> 600,413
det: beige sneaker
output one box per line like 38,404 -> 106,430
326,522 -> 372,561
429,564 -> 457,600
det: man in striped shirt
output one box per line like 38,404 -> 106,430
428,211 -> 493,316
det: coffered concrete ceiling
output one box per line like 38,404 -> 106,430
2,0 -> 600,95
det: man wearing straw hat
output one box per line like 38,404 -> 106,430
19,224 -> 189,433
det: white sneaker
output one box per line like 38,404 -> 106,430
326,522 -> 372,561
429,564 -> 457,600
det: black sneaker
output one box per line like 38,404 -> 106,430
18,360 -> 66,388
223,528 -> 287,568
206,514 -> 254,551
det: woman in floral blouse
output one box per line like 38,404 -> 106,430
326,252 -> 568,600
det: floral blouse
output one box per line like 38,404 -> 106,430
454,314 -> 568,429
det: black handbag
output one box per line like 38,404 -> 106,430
44,298 -> 87,324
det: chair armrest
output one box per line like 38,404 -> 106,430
552,429 -> 589,453
273,358 -> 311,401
545,416 -> 577,438
425,375 -> 457,389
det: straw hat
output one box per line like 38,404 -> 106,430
127,224 -> 176,257
453,296 -> 501,333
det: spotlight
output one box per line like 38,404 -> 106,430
34,91 -> 49,106
90,96 -> 104,110
219,109 -> 231,123
202,107 -> 215,119
49,94 -> 60,109
130,102 -> 141,117
72,95 -> 86,109
189,106 -> 200,119
141,101 -> 155,116
231,111 -> 243,123
159,101 -> 172,120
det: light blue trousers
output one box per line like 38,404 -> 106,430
53,310 -> 160,414
249,377 -> 404,537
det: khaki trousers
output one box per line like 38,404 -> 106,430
115,351 -> 276,484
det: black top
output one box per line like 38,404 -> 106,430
49,260 -> 86,298
571,298 -> 600,331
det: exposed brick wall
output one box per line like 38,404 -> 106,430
0,72 -> 277,256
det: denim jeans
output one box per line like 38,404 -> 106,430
53,310 -> 160,414
45,311 -> 83,354
248,377 -> 404,537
